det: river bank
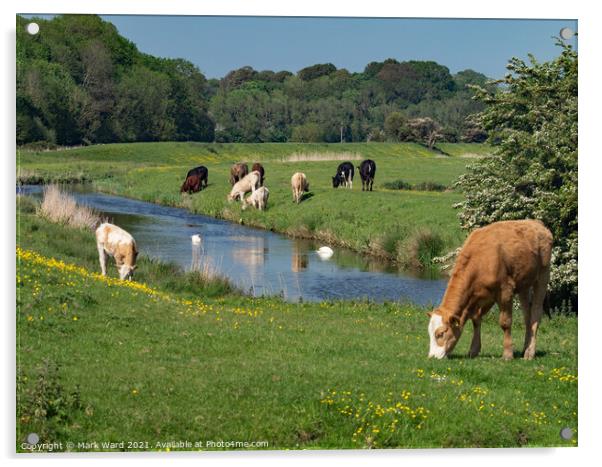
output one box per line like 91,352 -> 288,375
17,142 -> 483,269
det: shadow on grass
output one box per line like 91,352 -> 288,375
300,192 -> 314,202
447,349 -> 548,360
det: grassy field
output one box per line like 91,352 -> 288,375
16,201 -> 577,451
17,142 -> 491,268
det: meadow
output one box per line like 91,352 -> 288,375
17,142 -> 492,268
16,199 -> 578,451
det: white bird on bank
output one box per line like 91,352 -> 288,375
191,234 -> 202,245
316,246 -> 334,260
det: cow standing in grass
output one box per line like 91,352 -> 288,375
95,223 -> 139,280
227,170 -> 261,203
230,163 -> 249,186
332,162 -> 354,189
357,159 -> 376,191
291,172 -> 309,204
427,220 -> 553,360
243,186 -> 270,211
180,166 -> 208,194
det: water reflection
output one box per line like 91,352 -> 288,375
291,241 -> 309,272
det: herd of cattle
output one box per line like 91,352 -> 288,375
179,159 -> 378,210
94,158 -> 555,360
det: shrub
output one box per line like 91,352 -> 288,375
455,41 -> 577,310
397,228 -> 445,270
382,180 -> 447,192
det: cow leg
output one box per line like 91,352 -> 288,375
370,178 -> 374,191
523,268 -> 550,360
518,289 -> 532,356
97,243 -> 107,276
468,317 -> 482,358
498,298 -> 514,360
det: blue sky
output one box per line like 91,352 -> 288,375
26,15 -> 578,79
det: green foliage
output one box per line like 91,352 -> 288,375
18,360 -> 85,443
17,15 -> 494,146
298,63 -> 337,81
382,179 -> 447,192
454,41 -> 578,309
16,14 -> 214,146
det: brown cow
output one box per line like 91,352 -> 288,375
230,163 -> 249,186
252,162 -> 265,186
427,220 -> 553,361
180,174 -> 201,194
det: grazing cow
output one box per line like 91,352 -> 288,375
230,163 -> 249,186
180,174 -> 201,194
357,159 -> 376,191
243,186 -> 270,211
180,166 -> 208,194
332,162 -> 354,189
227,170 -> 261,203
427,220 -> 553,361
291,172 -> 309,204
95,223 -> 139,280
251,162 -> 265,186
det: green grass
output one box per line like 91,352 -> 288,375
16,204 -> 577,451
18,142 -> 479,267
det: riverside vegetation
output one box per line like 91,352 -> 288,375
17,142 -> 492,271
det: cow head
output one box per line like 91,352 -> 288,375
332,175 -> 341,188
119,264 -> 136,281
427,310 -> 463,358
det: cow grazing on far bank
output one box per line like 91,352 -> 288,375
227,170 -> 261,202
427,220 -> 553,361
95,223 -> 139,280
357,159 -> 376,191
230,163 -> 249,186
332,162 -> 354,189
180,166 -> 208,194
291,172 -> 309,204
252,162 -> 265,186
243,186 -> 270,211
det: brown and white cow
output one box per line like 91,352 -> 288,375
427,220 -> 553,360
95,223 -> 139,280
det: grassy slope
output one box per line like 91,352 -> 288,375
17,142 -> 487,264
17,205 -> 577,451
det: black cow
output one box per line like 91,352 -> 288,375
181,166 -> 208,194
332,162 -> 354,189
357,159 -> 376,191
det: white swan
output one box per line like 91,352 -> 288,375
191,234 -> 202,245
316,246 -> 334,259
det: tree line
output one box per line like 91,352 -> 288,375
17,14 -> 492,147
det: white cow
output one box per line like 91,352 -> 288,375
227,170 -> 261,203
243,186 -> 270,211
291,172 -> 309,204
95,223 -> 138,280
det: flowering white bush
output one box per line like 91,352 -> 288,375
455,41 -> 577,311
